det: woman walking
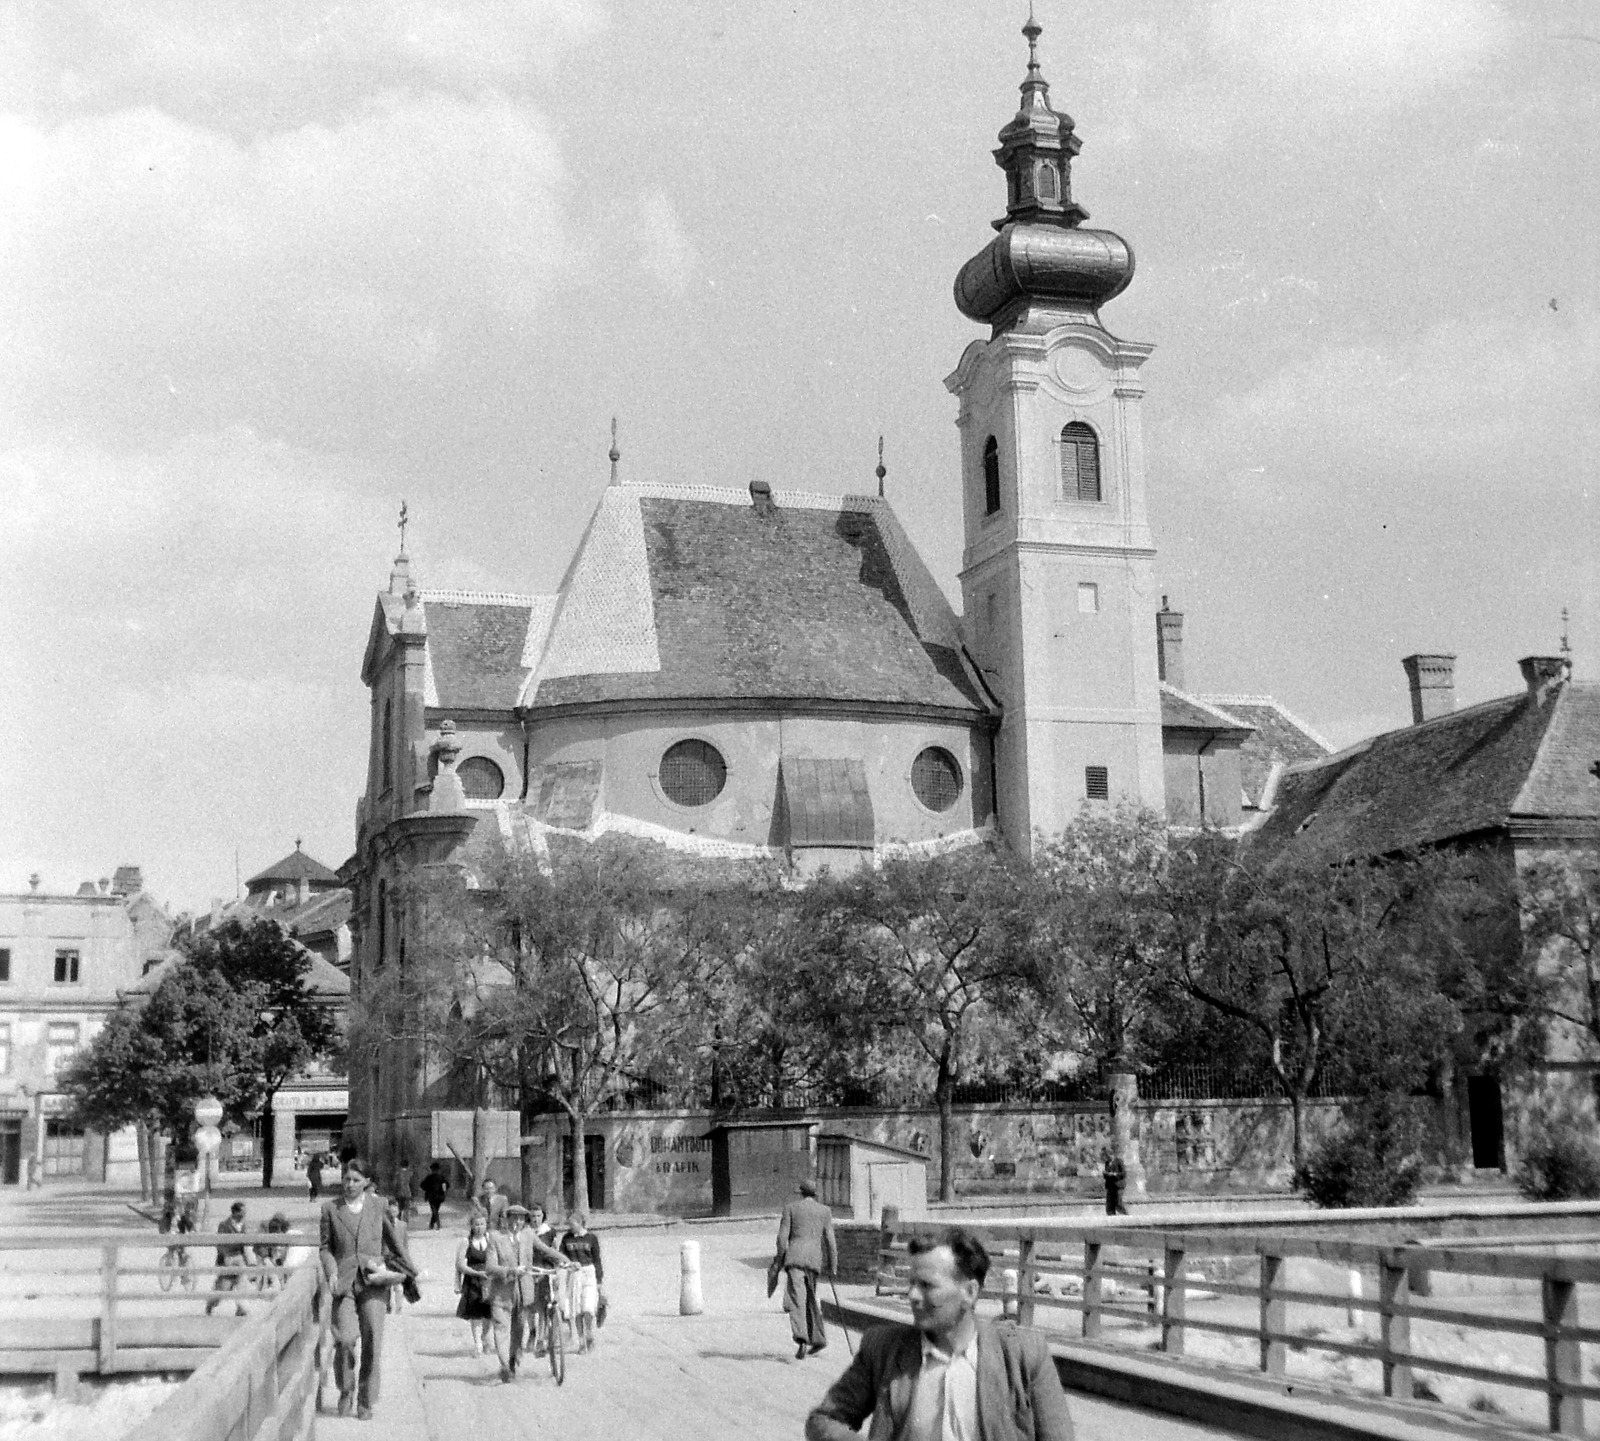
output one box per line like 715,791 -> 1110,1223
454,1212 -> 494,1355
307,1151 -> 324,1202
559,1211 -> 604,1354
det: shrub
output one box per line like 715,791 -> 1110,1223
1515,1119 -> 1600,1202
1297,1094 -> 1427,1209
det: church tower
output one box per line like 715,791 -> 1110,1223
947,14 -> 1164,849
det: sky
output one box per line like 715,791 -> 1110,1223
2,0 -> 1596,913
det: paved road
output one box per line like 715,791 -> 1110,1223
389,1223 -> 1245,1441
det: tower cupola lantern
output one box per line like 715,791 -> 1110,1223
954,11 -> 1135,333
994,10 -> 1087,231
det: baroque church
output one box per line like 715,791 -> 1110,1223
345,20 -> 1329,1164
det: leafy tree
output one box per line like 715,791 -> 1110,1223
1517,856 -> 1600,1056
821,845 -> 1032,1201
181,917 -> 344,1185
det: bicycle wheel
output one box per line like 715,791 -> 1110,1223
180,1250 -> 197,1292
158,1248 -> 178,1292
547,1303 -> 565,1385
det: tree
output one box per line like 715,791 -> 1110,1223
1163,837 -> 1464,1174
60,964 -> 270,1176
1518,855 -> 1600,1059
822,845 -> 1032,1201
181,917 -> 344,1186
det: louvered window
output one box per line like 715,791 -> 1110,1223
459,757 -> 505,800
659,739 -> 727,807
911,747 -> 963,813
1061,423 -> 1101,502
1085,765 -> 1110,800
983,436 -> 1001,514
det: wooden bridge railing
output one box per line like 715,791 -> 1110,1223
0,1228 -> 326,1439
877,1215 -> 1600,1435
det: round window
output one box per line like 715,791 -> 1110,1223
658,739 -> 727,807
911,747 -> 963,813
458,756 -> 505,800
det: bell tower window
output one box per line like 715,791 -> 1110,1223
1061,422 -> 1101,502
1036,162 -> 1059,200
983,436 -> 1001,514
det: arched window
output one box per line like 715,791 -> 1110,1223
911,747 -> 963,813
659,739 -> 727,807
376,878 -> 388,970
1036,162 -> 1059,201
382,699 -> 393,790
459,757 -> 505,800
983,436 -> 1001,515
1061,422 -> 1101,502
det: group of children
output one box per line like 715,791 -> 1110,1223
452,1191 -> 607,1382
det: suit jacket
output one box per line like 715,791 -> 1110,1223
319,1197 -> 416,1299
808,1320 -> 1074,1441
777,1195 -> 838,1274
483,1227 -> 567,1308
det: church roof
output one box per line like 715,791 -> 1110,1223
1159,685 -> 1252,734
245,847 -> 341,889
1194,694 -> 1334,810
1250,680 -> 1600,857
419,483 -> 990,721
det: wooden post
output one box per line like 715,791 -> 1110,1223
1544,1274 -> 1584,1435
1016,1234 -> 1037,1329
876,1206 -> 900,1296
99,1243 -> 119,1374
1161,1245 -> 1186,1356
1378,1257 -> 1413,1401
1259,1252 -> 1286,1378
1082,1241 -> 1103,1341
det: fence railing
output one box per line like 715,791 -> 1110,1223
0,1228 -> 324,1418
877,1216 -> 1600,1435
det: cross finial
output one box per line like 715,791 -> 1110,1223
398,500 -> 409,555
1023,0 -> 1042,74
876,435 -> 887,497
295,836 -> 303,852
609,417 -> 621,486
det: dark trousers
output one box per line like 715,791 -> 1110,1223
332,1290 -> 388,1407
1104,1183 -> 1127,1216
427,1201 -> 443,1230
783,1266 -> 826,1347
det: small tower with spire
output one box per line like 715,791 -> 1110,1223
945,13 -> 1165,848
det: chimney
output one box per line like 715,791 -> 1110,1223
1156,596 -> 1184,692
749,478 -> 776,516
112,865 -> 142,896
1401,653 -> 1455,724
1519,655 -> 1566,704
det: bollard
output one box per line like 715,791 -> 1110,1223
1001,1267 -> 1018,1320
680,1239 -> 704,1315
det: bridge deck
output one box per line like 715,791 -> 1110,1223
327,1223 -> 1243,1441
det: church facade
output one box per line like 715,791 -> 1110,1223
343,21 -> 1328,1171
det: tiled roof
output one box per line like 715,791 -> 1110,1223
1160,685 -> 1252,733
279,888 -> 352,939
522,483 -> 987,716
1250,681 -> 1599,857
422,592 -> 544,710
245,848 -> 341,888
126,943 -> 349,998
1198,694 -> 1335,809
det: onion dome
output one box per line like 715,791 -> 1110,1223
954,12 -> 1134,327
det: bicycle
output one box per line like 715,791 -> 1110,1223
157,1210 -> 197,1293
523,1265 -> 579,1385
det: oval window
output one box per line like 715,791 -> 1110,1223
911,747 -> 963,813
458,756 -> 505,800
659,739 -> 727,807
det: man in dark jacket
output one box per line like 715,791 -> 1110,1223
806,1226 -> 1073,1441
419,1161 -> 450,1230
776,1179 -> 838,1359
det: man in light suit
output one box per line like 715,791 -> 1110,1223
319,1158 -> 416,1419
776,1178 -> 838,1359
483,1203 -> 569,1382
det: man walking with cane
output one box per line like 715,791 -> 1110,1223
776,1179 -> 837,1359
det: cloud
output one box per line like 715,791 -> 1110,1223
0,93 -> 573,442
632,189 -> 696,296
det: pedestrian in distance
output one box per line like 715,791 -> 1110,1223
395,1160 -> 414,1223
307,1151 -> 324,1202
384,1198 -> 411,1314
805,1226 -> 1075,1441
1101,1148 -> 1128,1217
420,1160 -> 450,1230
483,1203 -> 568,1383
559,1210 -> 604,1354
205,1201 -> 254,1316
776,1178 -> 838,1360
475,1177 -> 509,1232
454,1211 -> 495,1356
319,1157 -> 417,1420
